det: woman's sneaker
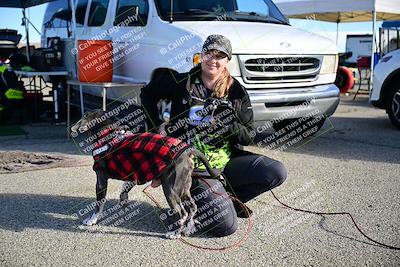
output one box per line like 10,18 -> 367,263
233,200 -> 253,218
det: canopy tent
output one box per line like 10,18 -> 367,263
0,0 -> 54,8
274,0 -> 400,23
382,20 -> 400,28
275,0 -> 400,44
274,0 -> 400,90
0,0 -> 60,62
0,0 -> 78,80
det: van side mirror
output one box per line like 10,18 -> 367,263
114,5 -> 140,26
284,16 -> 290,25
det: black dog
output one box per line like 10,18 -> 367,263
71,110 -> 221,238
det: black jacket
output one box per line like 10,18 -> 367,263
140,66 -> 254,157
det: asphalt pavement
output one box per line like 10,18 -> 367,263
0,94 -> 399,266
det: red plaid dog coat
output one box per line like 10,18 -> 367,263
93,129 -> 191,185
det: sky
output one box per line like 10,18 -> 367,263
0,5 -> 48,46
0,2 -> 383,52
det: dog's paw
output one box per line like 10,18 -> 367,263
178,218 -> 186,226
182,225 -> 196,236
165,230 -> 181,239
182,218 -> 199,236
83,213 -> 99,226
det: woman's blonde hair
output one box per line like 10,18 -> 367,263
186,66 -> 234,98
213,67 -> 234,98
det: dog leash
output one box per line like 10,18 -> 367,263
269,190 -> 400,251
143,180 -> 400,251
179,176 -> 253,251
142,176 -> 254,252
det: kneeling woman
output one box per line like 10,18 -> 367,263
140,34 -> 287,237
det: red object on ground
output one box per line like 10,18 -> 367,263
77,40 -> 113,82
357,56 -> 371,68
336,66 -> 355,93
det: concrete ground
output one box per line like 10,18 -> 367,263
0,94 -> 399,266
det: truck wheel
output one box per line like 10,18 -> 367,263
273,117 -> 326,137
387,87 -> 400,130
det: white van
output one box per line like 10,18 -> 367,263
42,0 -> 339,131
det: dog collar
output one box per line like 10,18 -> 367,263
92,145 -> 109,157
92,128 -> 129,157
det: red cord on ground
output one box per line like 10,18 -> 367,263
269,190 -> 400,251
143,179 -> 400,251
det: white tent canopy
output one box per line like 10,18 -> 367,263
274,0 -> 400,22
274,0 -> 400,91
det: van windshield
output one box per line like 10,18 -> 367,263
155,0 -> 288,24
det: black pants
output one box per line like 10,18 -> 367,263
224,154 -> 287,203
190,178 -> 237,237
190,153 -> 287,237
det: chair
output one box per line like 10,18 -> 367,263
353,56 -> 371,100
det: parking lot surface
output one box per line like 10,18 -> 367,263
0,95 -> 399,266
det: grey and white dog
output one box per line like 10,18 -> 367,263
71,110 -> 221,239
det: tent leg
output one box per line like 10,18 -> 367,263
336,22 -> 339,45
369,10 -> 377,97
70,0 -> 78,79
23,8 -> 31,64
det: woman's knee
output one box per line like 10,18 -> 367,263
200,198 -> 238,237
209,221 -> 237,237
207,209 -> 238,237
254,158 -> 287,188
190,179 -> 238,237
270,160 -> 287,187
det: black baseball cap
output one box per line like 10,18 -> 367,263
202,34 -> 232,60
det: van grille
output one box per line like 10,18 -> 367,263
239,55 -> 322,84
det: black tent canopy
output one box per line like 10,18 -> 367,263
0,0 -> 54,9
0,0 -> 57,61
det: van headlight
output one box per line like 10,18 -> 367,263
193,53 -> 201,66
320,55 -> 338,74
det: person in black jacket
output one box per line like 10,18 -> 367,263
140,34 -> 287,237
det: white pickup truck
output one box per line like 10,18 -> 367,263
42,0 -> 339,131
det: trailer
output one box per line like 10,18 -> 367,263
345,34 -> 373,67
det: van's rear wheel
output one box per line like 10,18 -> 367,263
387,87 -> 400,130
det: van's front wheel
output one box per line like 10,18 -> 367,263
387,87 -> 400,130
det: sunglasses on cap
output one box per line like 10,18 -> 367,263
204,50 -> 228,60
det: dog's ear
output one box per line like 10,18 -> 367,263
82,110 -> 98,118
92,109 -> 106,118
87,110 -> 113,131
82,111 -> 90,118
